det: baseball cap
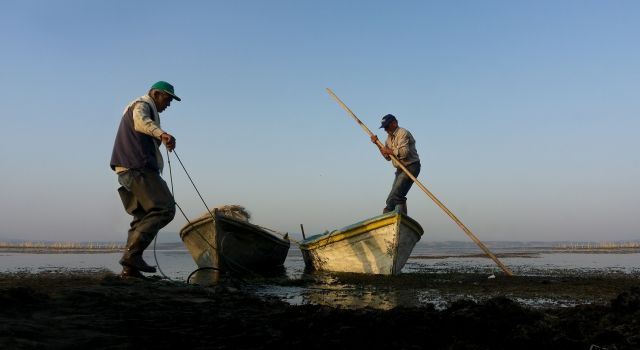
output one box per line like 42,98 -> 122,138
379,114 -> 397,128
150,81 -> 181,101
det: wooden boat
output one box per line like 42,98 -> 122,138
180,206 -> 290,282
300,206 -> 424,275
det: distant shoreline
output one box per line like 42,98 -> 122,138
0,247 -> 122,254
413,247 -> 640,259
3,246 -> 638,256
0,241 -> 192,254
0,241 -> 124,253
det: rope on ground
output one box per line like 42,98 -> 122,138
186,267 -> 222,284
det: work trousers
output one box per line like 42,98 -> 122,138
385,162 -> 421,212
117,169 -> 176,240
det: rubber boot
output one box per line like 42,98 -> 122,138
401,201 -> 408,215
119,231 -> 157,273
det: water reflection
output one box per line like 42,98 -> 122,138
299,274 -> 399,310
302,286 -> 400,310
259,273 -> 422,310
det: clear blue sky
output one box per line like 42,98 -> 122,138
1,1 -> 638,243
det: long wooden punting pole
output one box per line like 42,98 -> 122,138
326,88 -> 514,276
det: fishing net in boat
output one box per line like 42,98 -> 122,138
195,205 -> 251,222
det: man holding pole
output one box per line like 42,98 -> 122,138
371,114 -> 421,215
327,88 -> 512,275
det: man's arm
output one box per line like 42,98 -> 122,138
371,135 -> 393,160
133,102 -> 176,151
132,102 -> 165,139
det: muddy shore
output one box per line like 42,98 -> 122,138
1,270 -> 639,349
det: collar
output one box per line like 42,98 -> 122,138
138,95 -> 159,118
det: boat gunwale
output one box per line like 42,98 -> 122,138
300,210 -> 423,251
180,214 -> 290,248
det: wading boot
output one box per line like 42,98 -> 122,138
120,266 -> 147,279
119,231 -> 157,273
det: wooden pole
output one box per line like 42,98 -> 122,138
325,88 -> 514,276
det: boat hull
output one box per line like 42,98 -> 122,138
180,212 -> 290,280
300,209 -> 423,275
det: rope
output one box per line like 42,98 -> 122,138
150,150 -> 176,281
151,149 -> 264,282
151,150 -> 219,281
186,267 -> 221,284
172,150 -> 216,221
171,150 -> 262,276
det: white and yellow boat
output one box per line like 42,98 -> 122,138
300,206 -> 424,275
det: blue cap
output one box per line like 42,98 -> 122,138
379,114 -> 397,128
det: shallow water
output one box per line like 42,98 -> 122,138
2,241 -> 638,310
406,252 -> 640,275
255,246 -> 640,309
2,244 -> 638,277
0,250 -> 195,280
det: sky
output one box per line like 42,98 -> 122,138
0,1 -> 638,243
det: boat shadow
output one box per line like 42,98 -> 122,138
188,264 -> 288,285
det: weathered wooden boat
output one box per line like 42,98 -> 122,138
300,206 -> 424,275
180,206 -> 290,282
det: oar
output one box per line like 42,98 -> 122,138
326,88 -> 514,276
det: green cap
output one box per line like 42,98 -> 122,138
150,81 -> 181,101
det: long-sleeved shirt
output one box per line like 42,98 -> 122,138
384,127 -> 420,168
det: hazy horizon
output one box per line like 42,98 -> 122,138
2,233 -> 639,245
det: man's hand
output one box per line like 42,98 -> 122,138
380,146 -> 394,157
161,133 -> 176,152
372,135 -> 393,158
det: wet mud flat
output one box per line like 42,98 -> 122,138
262,269 -> 640,310
1,270 -> 639,350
